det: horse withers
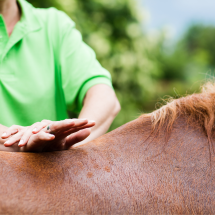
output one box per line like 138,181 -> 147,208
0,83 -> 215,214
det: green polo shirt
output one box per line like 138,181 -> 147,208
0,0 -> 112,127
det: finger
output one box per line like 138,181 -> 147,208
18,122 -> 42,146
62,120 -> 95,137
1,125 -> 23,139
32,121 -> 51,134
32,131 -> 55,142
46,118 -> 89,134
4,130 -> 25,147
19,121 -> 52,146
18,129 -> 35,147
1,130 -> 18,139
64,128 -> 91,149
21,131 -> 55,152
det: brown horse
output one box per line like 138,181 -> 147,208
0,82 -> 215,214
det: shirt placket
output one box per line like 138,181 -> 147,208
0,15 -> 9,63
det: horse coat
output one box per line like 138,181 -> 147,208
0,82 -> 215,214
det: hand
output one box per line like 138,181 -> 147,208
16,119 -> 95,152
2,125 -> 24,139
3,120 -> 51,147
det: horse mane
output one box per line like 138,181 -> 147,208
150,82 -> 215,153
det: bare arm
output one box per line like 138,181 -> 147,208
75,84 -> 121,146
0,84 -> 120,151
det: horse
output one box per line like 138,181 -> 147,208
0,82 -> 215,214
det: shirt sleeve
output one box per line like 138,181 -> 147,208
56,11 -> 113,113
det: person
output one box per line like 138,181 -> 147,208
0,0 -> 121,152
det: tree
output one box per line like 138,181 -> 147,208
157,24 -> 215,87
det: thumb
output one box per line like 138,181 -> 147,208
64,128 -> 91,149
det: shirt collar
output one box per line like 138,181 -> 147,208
16,0 -> 42,32
1,0 -> 42,60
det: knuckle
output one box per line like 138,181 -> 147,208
50,123 -> 56,130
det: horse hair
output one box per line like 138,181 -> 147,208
150,82 -> 215,155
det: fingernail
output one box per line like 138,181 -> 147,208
32,128 -> 37,132
2,132 -> 6,137
48,134 -> 55,139
89,120 -> 95,123
18,140 -> 24,146
4,140 -> 10,145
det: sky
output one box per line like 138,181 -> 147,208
140,0 -> 215,40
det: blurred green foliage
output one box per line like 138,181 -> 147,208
27,0 -> 215,130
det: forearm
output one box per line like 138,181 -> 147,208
76,84 -> 121,145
